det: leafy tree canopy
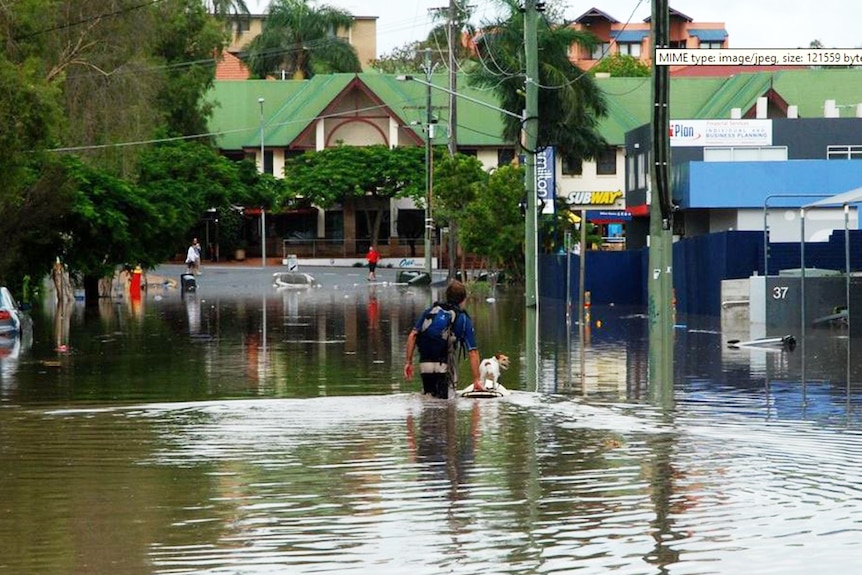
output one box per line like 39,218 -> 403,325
591,53 -> 651,77
432,152 -> 488,223
283,144 -> 426,244
467,0 -> 608,161
459,164 -> 526,276
283,145 -> 426,206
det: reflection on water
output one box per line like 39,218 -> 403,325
1,265 -> 862,574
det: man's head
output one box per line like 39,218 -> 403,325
444,280 -> 467,305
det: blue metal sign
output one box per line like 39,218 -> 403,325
536,146 -> 556,215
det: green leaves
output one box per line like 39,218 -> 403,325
458,164 -> 526,276
468,0 -> 608,161
244,0 -> 360,80
283,145 -> 425,244
284,145 -> 425,206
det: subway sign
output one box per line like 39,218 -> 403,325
566,190 -> 624,208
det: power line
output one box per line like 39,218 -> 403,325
45,100 -> 412,153
13,0 -> 167,41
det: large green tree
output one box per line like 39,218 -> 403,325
459,164 -> 526,278
468,0 -> 608,161
0,0 -> 231,293
54,140 -> 282,303
59,156 -> 159,302
154,0 -> 228,138
283,145 -> 425,245
244,0 -> 360,80
591,54 -> 651,77
136,140 -> 282,257
432,153 -> 487,276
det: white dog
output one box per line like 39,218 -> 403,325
479,354 -> 510,390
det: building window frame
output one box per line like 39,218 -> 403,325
497,148 -> 516,167
618,42 -> 641,57
591,42 -> 611,60
562,155 -> 583,176
827,145 -> 862,160
703,146 -> 788,162
596,147 -> 617,175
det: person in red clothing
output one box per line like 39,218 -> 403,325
366,245 -> 380,280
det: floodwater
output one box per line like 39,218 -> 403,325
1,264 -> 861,574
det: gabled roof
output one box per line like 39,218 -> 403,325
688,73 -> 775,118
208,73 -> 511,151
573,7 -> 619,24
644,7 -> 694,22
266,75 -> 356,147
206,70 -> 862,153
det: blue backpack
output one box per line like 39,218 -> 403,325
417,302 -> 461,363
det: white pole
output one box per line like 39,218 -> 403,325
258,97 -> 266,268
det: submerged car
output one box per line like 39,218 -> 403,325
0,287 -> 25,336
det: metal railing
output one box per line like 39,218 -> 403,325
281,238 -> 427,259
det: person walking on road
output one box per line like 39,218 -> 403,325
366,245 -> 380,281
186,238 -> 201,276
404,280 -> 483,399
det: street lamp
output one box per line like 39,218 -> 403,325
258,96 -> 266,268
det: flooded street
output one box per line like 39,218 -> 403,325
1,264 -> 861,574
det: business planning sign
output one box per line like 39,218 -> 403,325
669,119 -> 773,147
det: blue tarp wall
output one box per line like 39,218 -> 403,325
541,230 -> 862,316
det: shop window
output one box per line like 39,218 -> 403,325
562,155 -> 582,176
497,148 -> 516,166
827,145 -> 862,160
596,148 -> 617,175
325,211 -> 343,240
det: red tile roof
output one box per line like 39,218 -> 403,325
215,51 -> 251,81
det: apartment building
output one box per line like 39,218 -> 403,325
219,11 -> 379,79
569,6 -> 728,69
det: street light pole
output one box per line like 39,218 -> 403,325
258,97 -> 266,268
422,49 -> 435,279
523,0 -> 540,307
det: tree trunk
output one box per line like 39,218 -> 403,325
83,275 -> 100,307
448,219 -> 458,280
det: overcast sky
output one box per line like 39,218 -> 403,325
248,1 -> 861,58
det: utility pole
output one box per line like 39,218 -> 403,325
447,0 -> 457,158
422,48 -> 436,279
258,97 -> 266,268
447,0 -> 459,280
648,0 -> 674,400
523,0 -> 539,307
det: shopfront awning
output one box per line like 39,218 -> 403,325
804,186 -> 862,208
586,210 -> 633,224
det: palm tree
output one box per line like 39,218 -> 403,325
206,0 -> 250,17
244,0 -> 361,80
468,0 -> 608,161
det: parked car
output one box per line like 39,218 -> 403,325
0,287 -> 26,337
